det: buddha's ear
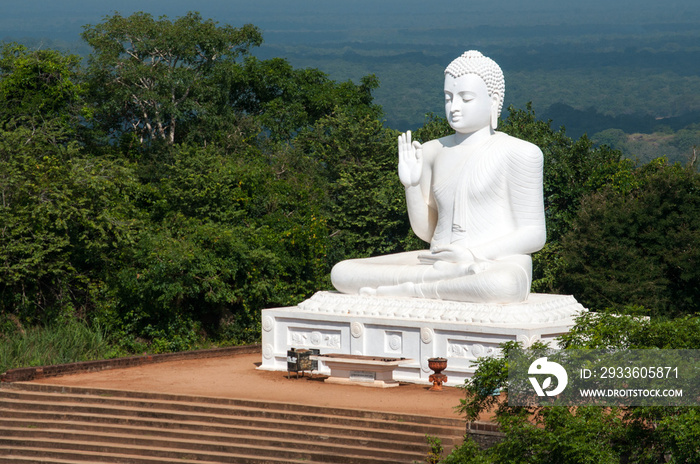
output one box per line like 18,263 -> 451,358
490,94 -> 500,130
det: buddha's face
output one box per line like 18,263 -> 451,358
444,73 -> 495,134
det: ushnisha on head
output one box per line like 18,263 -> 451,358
444,51 -> 505,128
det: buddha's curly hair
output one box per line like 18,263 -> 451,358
445,50 -> 505,116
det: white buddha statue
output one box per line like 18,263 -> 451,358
330,50 -> 546,304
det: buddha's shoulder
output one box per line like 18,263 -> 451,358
422,136 -> 450,150
419,137 -> 449,160
493,132 -> 543,159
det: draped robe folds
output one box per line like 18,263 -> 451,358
330,132 -> 546,303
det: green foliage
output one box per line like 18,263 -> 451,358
103,143 -> 328,345
555,159 -> 700,316
228,56 -> 381,141
442,312 -> 700,463
558,314 -> 700,463
0,42 -> 84,129
560,311 -> 700,350
439,438 -> 491,464
411,112 -> 452,143
425,435 -> 444,464
447,340 -> 630,464
0,13 -> 401,354
294,110 -> 419,263
0,122 -> 139,323
655,407 -> 700,463
457,341 -> 526,423
81,11 -> 262,146
142,315 -> 204,354
0,312 -> 115,373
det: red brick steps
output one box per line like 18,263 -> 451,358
0,382 -> 465,463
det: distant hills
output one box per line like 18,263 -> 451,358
2,0 -> 700,162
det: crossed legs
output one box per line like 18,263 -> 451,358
330,251 -> 532,304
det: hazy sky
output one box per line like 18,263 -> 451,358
3,0 -> 700,46
3,0 -> 700,131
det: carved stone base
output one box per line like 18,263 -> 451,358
259,291 -> 586,386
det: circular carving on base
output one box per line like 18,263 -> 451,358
421,357 -> 431,373
472,344 -> 497,358
262,344 -> 274,359
353,350 -> 363,356
389,334 -> 401,351
351,322 -> 364,338
421,327 -> 434,344
310,331 -> 322,346
262,316 -> 274,332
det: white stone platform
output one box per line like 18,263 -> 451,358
259,291 -> 586,386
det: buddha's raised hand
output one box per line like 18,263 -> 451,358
398,130 -> 423,187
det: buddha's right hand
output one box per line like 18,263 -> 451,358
398,130 -> 423,187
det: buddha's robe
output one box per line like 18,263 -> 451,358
331,132 -> 546,303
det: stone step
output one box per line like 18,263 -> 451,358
0,436 -> 404,464
8,381 -> 462,426
0,396 -> 460,447
0,383 -> 465,463
0,427 -> 420,462
0,385 -> 463,441
0,417 -> 429,453
0,445 -> 312,464
0,409 -> 444,450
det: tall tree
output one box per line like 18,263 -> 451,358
0,43 -> 84,131
81,11 -> 262,146
292,110 -> 415,264
226,56 -> 381,142
556,158 -> 700,316
0,123 -> 139,323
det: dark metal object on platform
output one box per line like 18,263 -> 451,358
428,357 -> 448,391
287,348 -> 319,378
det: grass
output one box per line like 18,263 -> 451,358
0,313 -> 252,375
0,316 -> 117,374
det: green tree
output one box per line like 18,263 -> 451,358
77,11 -> 395,346
292,109 -> 420,266
107,143 -> 328,346
437,311 -> 700,464
446,341 -> 627,464
560,311 -> 700,350
0,122 -> 139,323
81,11 -> 262,146
555,158 -> 700,316
0,43 -> 84,130
227,56 -> 381,142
